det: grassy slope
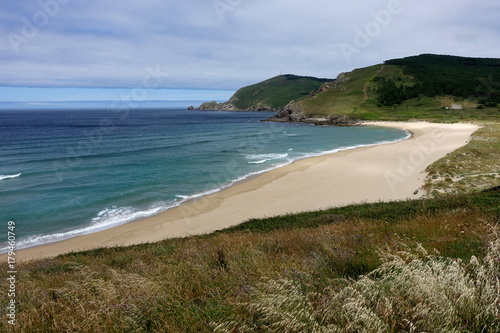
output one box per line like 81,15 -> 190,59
300,64 -> 384,119
3,190 -> 499,332
299,63 -> 500,122
231,74 -> 332,109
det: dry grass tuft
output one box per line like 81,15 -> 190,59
1,191 -> 497,332
214,231 -> 500,333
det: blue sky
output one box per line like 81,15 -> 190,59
1,0 -> 499,104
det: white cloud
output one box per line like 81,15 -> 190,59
0,0 -> 499,91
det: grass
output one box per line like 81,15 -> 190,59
363,99 -> 500,122
300,63 -> 500,122
232,74 -> 332,110
300,64 -> 383,119
215,233 -> 500,332
2,189 -> 499,332
424,121 -> 500,195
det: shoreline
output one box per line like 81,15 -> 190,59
10,121 -> 480,261
1,126 -> 410,254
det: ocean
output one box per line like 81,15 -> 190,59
0,108 -> 409,251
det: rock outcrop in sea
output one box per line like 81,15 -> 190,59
197,100 -> 239,111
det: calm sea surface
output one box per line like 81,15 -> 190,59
0,108 -> 409,251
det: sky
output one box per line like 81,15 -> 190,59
0,0 -> 499,104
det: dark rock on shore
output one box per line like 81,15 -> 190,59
266,101 -> 306,122
264,100 -> 360,126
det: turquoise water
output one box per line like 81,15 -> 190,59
0,109 -> 409,251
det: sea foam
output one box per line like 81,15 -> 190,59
0,173 -> 21,181
0,202 -> 175,253
246,153 -> 289,164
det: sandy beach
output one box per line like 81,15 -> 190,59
12,121 -> 479,261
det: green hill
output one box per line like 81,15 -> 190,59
197,74 -> 333,111
385,54 -> 500,103
271,54 -> 500,123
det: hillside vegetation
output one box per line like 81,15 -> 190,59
3,188 -> 498,332
197,74 -> 332,111
198,54 -> 500,122
279,54 -> 500,122
385,54 -> 500,105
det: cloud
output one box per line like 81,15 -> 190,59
0,0 -> 499,91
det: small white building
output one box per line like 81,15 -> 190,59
450,103 -> 463,110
